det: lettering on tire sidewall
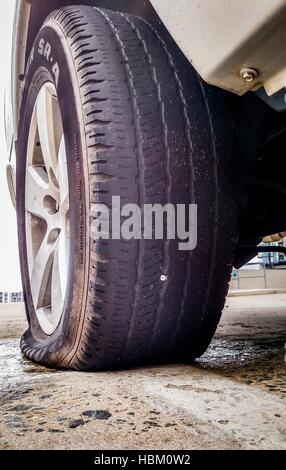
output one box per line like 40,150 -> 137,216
28,38 -> 60,88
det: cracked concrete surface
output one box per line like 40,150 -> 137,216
0,294 -> 286,450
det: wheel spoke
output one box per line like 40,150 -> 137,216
30,231 -> 57,310
51,242 -> 64,321
58,136 -> 69,209
60,230 -> 69,290
36,85 -> 61,178
26,166 -> 49,220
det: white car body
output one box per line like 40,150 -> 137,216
151,0 -> 286,97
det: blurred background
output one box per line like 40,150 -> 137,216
0,0 -> 22,297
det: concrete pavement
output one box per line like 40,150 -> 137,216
0,294 -> 286,450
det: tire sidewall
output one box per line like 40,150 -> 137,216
17,24 -> 89,365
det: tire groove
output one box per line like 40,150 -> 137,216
95,8 -> 144,357
122,14 -> 172,349
140,20 -> 196,348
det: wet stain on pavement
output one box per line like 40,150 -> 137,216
197,298 -> 286,398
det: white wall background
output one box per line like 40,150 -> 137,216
0,1 -> 22,291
